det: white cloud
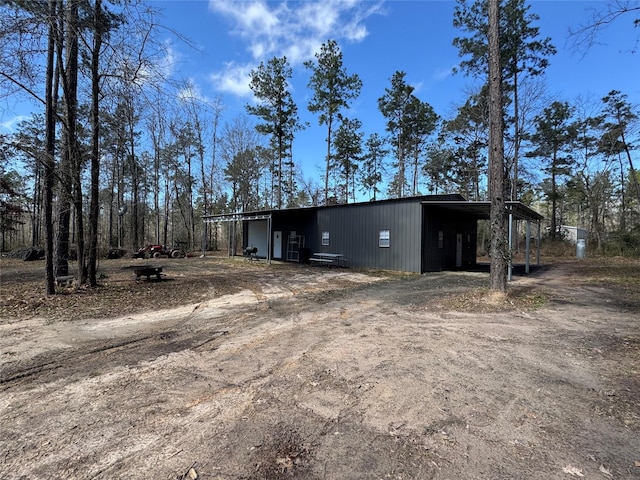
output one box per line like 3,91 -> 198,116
209,0 -> 280,33
207,0 -> 385,96
411,80 -> 425,95
209,61 -> 254,97
0,115 -> 29,133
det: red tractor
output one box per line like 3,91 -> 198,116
133,244 -> 185,259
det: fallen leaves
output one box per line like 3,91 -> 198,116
562,465 -> 584,477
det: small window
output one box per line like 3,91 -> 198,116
321,231 -> 330,246
438,231 -> 444,249
379,229 -> 390,248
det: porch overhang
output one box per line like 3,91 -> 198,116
421,200 -> 543,222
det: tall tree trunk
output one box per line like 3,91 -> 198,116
163,178 -> 170,246
550,156 -> 558,238
64,0 -> 86,285
209,99 -> 223,249
128,107 -> 139,250
153,127 -> 161,243
325,115 -> 332,204
511,69 -> 520,201
510,70 -> 520,253
488,0 -> 508,293
619,154 -> 626,231
31,158 -> 43,247
88,0 -> 103,286
55,5 -> 71,279
44,0 -> 58,294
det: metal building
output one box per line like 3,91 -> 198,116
203,194 -> 543,274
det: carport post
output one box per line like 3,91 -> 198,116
267,215 -> 272,264
201,218 -> 207,257
525,221 -> 531,274
537,220 -> 541,266
507,212 -> 513,281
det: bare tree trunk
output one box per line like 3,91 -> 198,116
488,0 -> 507,293
550,157 -> 558,238
152,120 -> 161,243
55,5 -> 71,279
88,0 -> 103,286
64,0 -> 86,285
325,115 -> 333,204
31,157 -> 43,247
619,154 -> 626,231
44,0 -> 58,294
209,98 -> 224,249
128,103 -> 139,250
163,178 -> 170,246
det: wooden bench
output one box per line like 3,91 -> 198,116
133,266 -> 164,281
309,257 -> 334,266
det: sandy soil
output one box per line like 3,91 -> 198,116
0,256 -> 639,479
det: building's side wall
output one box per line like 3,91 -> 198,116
315,201 -> 423,272
559,225 -> 588,244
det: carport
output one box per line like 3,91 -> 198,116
421,200 -> 544,279
202,212 -> 273,263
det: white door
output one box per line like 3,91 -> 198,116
273,231 -> 282,259
456,233 -> 463,268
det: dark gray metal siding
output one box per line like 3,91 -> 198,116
316,201 -> 423,272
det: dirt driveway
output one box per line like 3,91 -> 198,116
1,256 -> 639,479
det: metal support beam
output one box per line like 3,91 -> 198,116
525,221 -> 531,274
537,220 -> 541,266
507,212 -> 513,282
267,215 -> 272,265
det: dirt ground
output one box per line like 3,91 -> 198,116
0,254 -> 639,480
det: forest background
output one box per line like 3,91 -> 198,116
0,0 -> 639,293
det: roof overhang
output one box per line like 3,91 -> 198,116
202,212 -> 272,223
421,201 -> 544,222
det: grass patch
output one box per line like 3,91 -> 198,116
437,285 -> 548,313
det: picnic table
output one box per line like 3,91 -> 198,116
309,252 -> 346,267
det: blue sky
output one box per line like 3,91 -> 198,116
2,0 -> 638,186
151,0 -> 639,180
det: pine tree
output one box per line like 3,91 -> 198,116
247,56 -> 301,209
453,0 -> 555,200
305,40 -> 362,204
528,101 -> 577,239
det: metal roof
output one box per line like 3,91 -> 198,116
421,201 -> 544,221
202,212 -> 272,223
202,197 -> 543,223
202,194 -> 469,222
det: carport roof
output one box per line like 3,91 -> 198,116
421,200 -> 544,221
202,212 -> 272,223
